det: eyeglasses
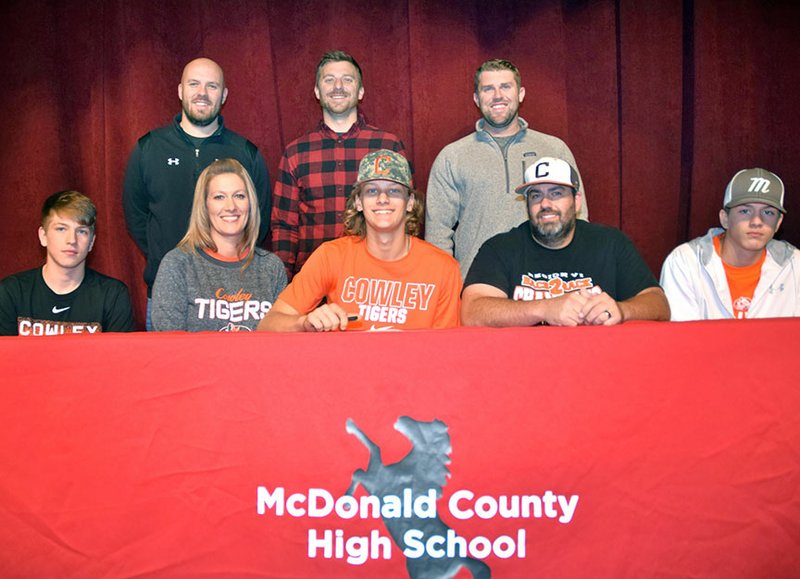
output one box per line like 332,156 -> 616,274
361,186 -> 409,199
526,188 -> 572,204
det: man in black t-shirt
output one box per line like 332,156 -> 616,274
0,191 -> 134,336
461,157 -> 669,327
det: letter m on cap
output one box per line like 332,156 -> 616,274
749,177 -> 771,193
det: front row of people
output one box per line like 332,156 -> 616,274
1,154 -> 797,335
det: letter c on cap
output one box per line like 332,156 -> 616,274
535,162 -> 550,178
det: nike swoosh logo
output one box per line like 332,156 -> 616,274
52,306 -> 71,314
368,325 -> 398,332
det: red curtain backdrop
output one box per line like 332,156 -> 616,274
1,0 -> 798,328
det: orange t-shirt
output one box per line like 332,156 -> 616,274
279,236 -> 462,330
713,234 -> 765,319
202,248 -> 250,262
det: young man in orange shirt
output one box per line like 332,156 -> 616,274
660,168 -> 799,319
258,150 -> 461,332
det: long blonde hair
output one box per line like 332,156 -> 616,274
342,182 -> 424,238
178,158 -> 260,270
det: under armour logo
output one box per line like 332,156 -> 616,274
748,177 -> 770,193
167,158 -> 180,166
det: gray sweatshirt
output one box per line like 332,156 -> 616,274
425,117 -> 587,278
152,247 -> 287,332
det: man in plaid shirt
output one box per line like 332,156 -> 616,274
270,50 -> 408,280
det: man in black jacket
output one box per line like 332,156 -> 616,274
123,57 -> 270,329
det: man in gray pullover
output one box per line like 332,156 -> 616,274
425,59 -> 587,278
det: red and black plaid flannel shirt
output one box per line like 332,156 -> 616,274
270,114 -> 407,280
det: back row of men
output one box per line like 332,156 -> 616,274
122,52 -> 588,328
1,53 -> 797,335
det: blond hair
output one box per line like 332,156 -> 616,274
178,158 -> 260,270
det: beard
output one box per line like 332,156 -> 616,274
481,100 -> 519,131
320,89 -> 358,115
529,205 -> 577,248
182,99 -> 220,128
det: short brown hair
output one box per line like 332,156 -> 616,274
41,190 -> 96,230
316,50 -> 363,87
342,182 -> 424,238
474,59 -> 521,94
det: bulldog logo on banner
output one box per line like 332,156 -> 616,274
344,416 -> 491,578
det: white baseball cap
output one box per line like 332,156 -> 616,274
515,157 -> 580,194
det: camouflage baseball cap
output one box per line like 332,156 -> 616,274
356,149 -> 412,188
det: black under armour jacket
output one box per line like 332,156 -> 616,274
123,114 -> 271,295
